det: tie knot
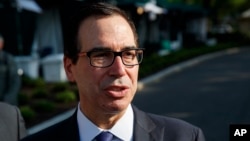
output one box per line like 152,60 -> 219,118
95,131 -> 113,141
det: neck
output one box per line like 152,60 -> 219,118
80,105 -> 127,129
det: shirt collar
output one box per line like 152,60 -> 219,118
77,103 -> 134,141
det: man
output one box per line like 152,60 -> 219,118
21,2 -> 205,141
0,102 -> 27,141
0,33 -> 21,105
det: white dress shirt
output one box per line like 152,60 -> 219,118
77,103 -> 134,141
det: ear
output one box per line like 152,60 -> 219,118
63,56 -> 75,82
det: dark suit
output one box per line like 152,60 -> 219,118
21,105 -> 205,141
0,102 -> 27,141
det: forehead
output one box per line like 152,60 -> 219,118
77,15 -> 136,51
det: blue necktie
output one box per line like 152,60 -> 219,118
95,131 -> 113,141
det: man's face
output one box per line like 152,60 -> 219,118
64,15 -> 139,116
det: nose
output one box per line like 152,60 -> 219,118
108,56 -> 126,77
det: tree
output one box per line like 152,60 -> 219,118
209,0 -> 250,21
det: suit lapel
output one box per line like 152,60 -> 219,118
65,106 -> 165,141
132,106 -> 165,141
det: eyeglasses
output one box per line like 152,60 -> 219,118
78,48 -> 144,68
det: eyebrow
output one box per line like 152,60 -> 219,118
89,46 -> 137,52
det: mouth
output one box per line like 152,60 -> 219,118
104,85 -> 129,98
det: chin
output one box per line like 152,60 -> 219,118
104,102 -> 128,114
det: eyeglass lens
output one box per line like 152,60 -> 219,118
89,49 -> 143,67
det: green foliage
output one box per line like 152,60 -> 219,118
33,100 -> 56,112
21,75 -> 33,85
210,0 -> 250,20
50,82 -> 70,92
139,42 -> 241,79
55,91 -> 77,103
22,75 -> 46,88
32,78 -> 46,87
19,74 -> 78,127
32,88 -> 48,98
18,92 -> 30,105
20,106 -> 36,121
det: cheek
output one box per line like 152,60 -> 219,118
74,59 -> 99,82
76,67 -> 106,91
131,67 -> 139,82
127,67 -> 139,92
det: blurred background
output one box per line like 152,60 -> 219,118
1,0 -> 250,57
1,0 -> 250,140
1,0 -> 250,79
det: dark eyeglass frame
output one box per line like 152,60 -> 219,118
78,48 -> 144,68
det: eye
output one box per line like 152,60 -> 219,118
123,50 -> 136,59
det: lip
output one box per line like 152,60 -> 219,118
104,85 -> 129,98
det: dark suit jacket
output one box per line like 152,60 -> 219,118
21,105 -> 205,141
0,102 -> 27,141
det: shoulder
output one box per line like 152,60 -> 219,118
0,102 -> 25,140
148,113 -> 200,132
1,51 -> 14,60
133,105 -> 199,130
0,102 -> 18,121
0,102 -> 13,108
133,106 -> 205,140
0,102 -> 17,115
21,119 -> 70,141
21,111 -> 79,141
149,113 -> 205,140
0,51 -> 16,65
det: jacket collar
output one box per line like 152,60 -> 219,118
132,105 -> 165,141
71,105 -> 165,141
